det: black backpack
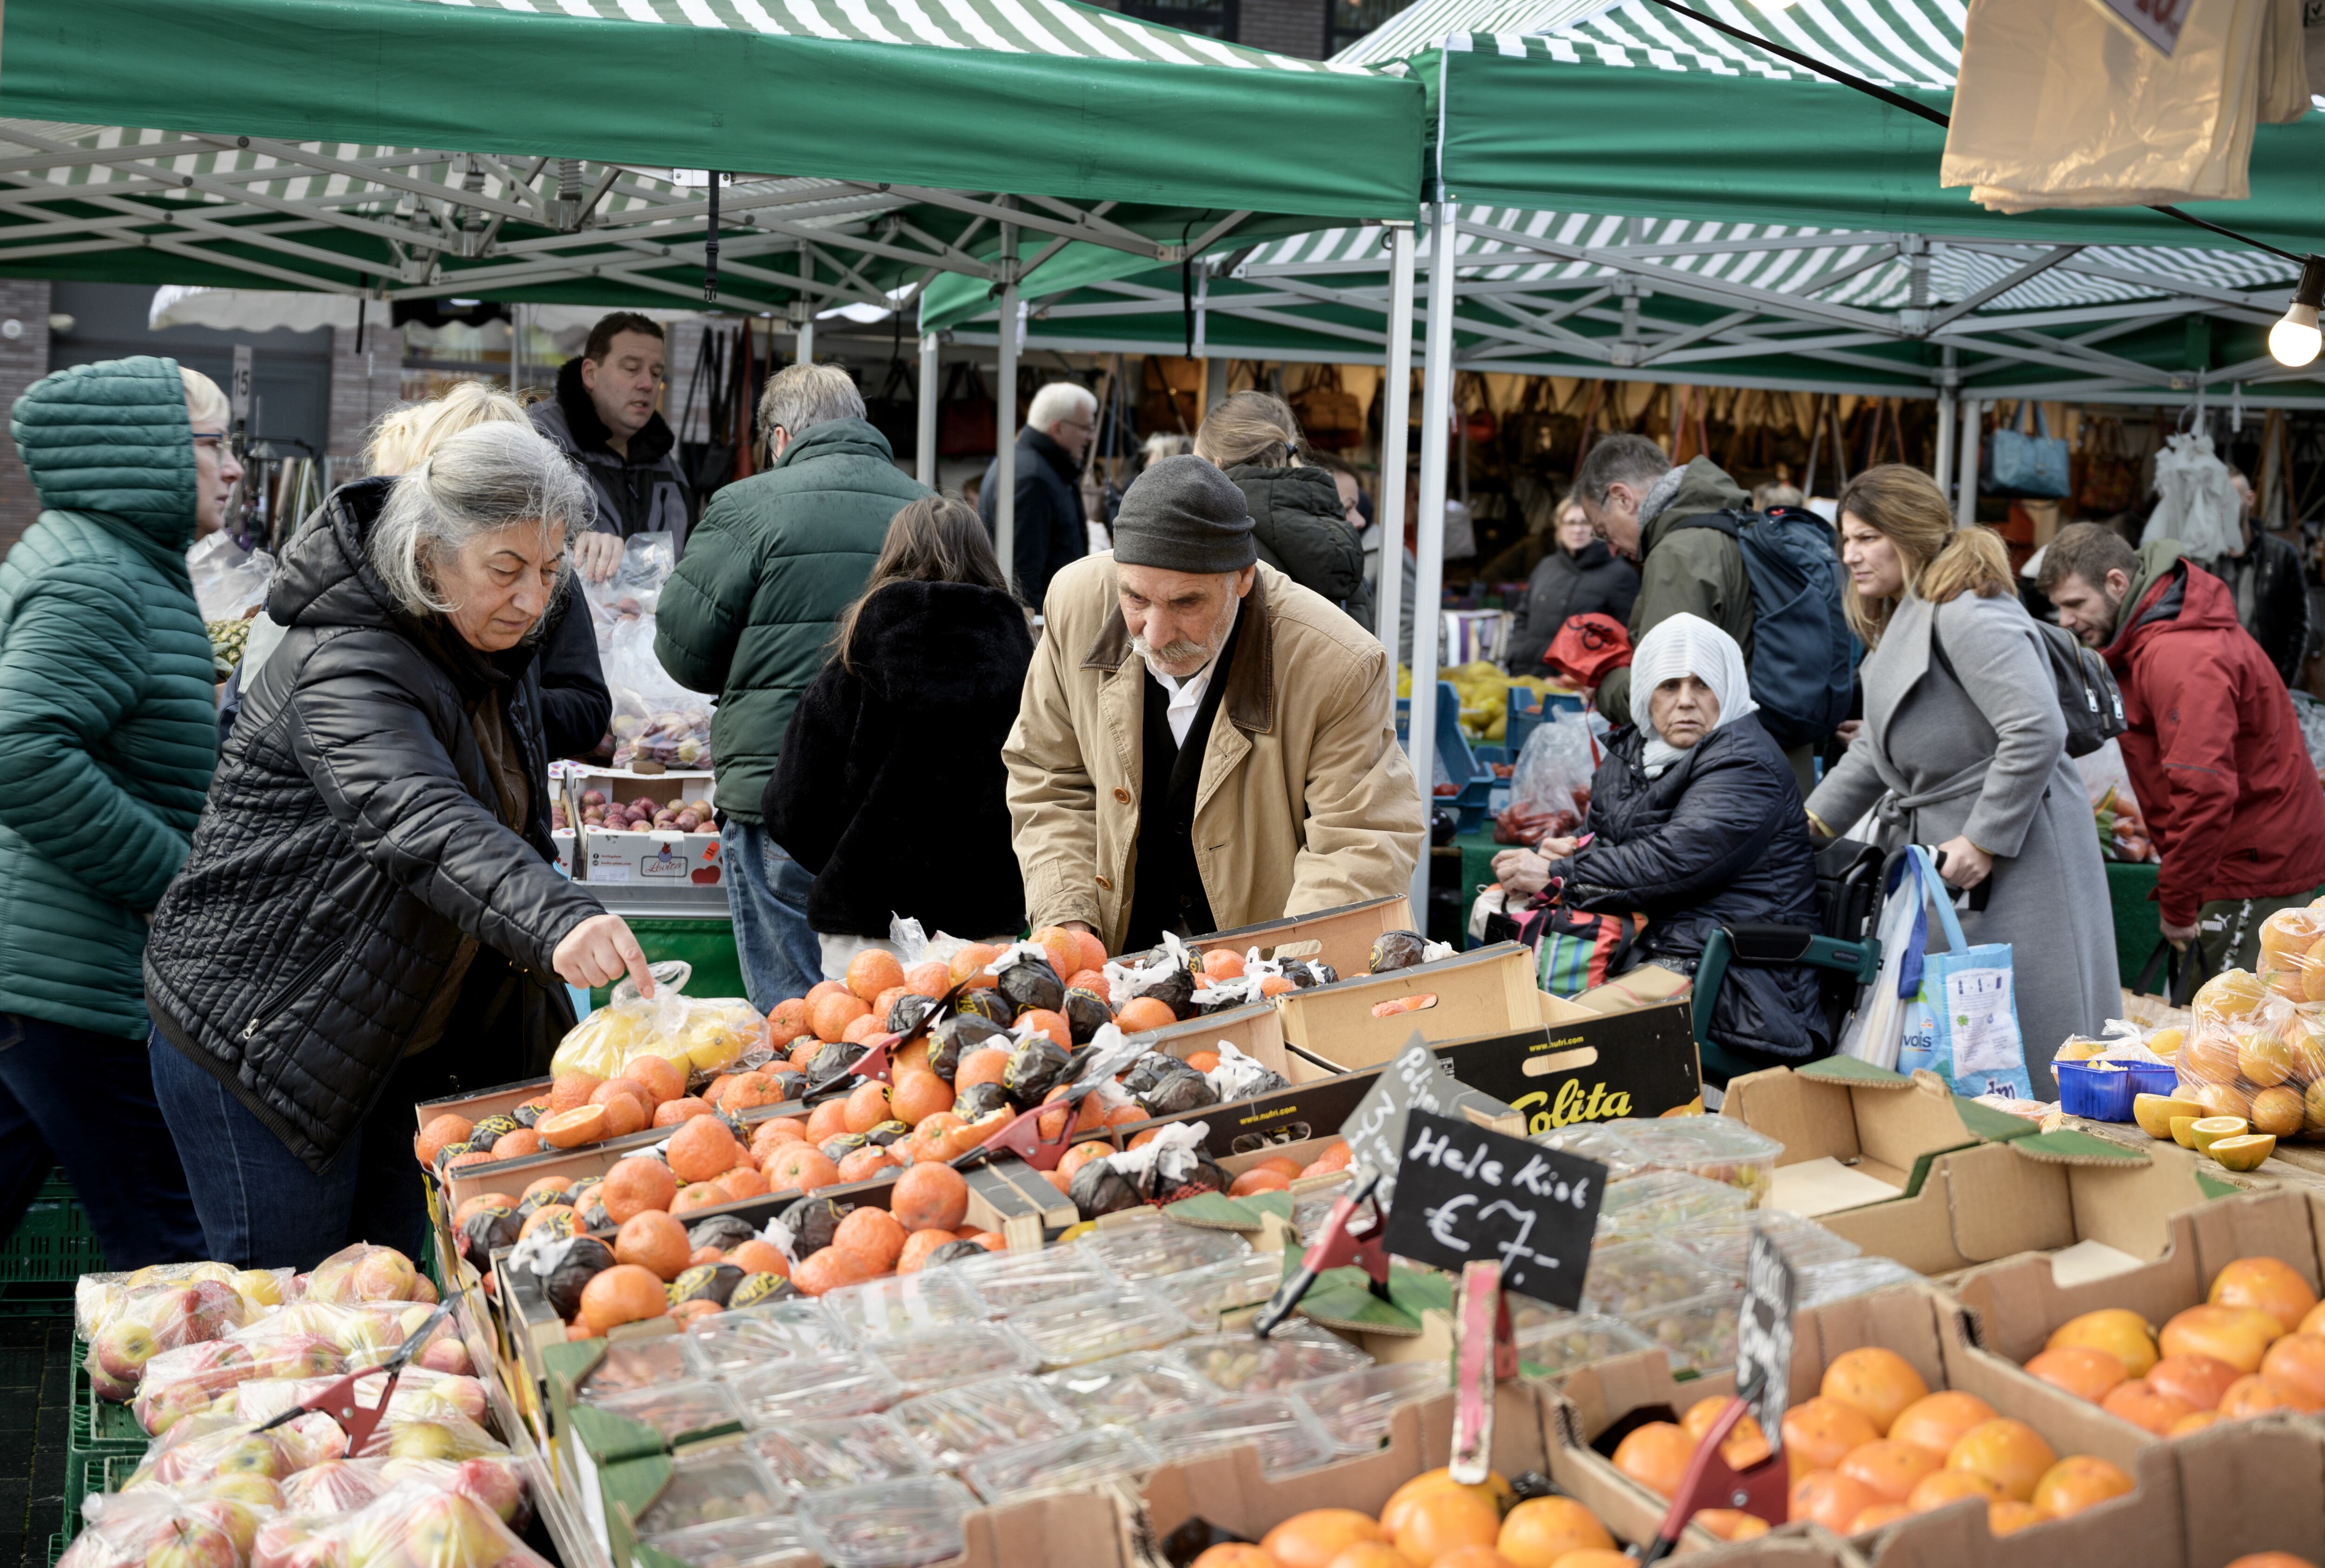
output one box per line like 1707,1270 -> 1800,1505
1667,507 -> 1855,750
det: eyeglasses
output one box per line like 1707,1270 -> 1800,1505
192,431 -> 229,449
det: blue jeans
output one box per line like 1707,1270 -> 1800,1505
721,819 -> 823,1010
150,1033 -> 432,1271
0,1014 -> 206,1270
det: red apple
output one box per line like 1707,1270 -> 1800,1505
143,1516 -> 240,1568
447,1457 -> 524,1525
92,1320 -> 161,1385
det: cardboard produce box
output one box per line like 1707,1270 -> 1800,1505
2171,1415 -> 2325,1568
1276,942 -> 1547,1063
1190,893 -> 1418,979
1552,1284 -> 2180,1568
1721,1058 -> 2041,1222
572,767 -> 719,887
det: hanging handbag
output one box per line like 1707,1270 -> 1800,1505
937,362 -> 996,458
1289,365 -> 1364,450
2075,416 -> 2139,516
863,357 -> 917,463
1982,399 -> 2072,499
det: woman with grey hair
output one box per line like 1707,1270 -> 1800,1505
143,420 -> 655,1267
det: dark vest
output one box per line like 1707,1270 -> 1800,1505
1125,612 -> 1246,950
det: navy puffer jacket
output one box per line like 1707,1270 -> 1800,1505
1548,717 -> 1827,1060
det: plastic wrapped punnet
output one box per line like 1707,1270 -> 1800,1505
952,1247 -> 1113,1315
1291,1361 -> 1447,1453
1006,1288 -> 1192,1370
1603,1119 -> 1781,1206
890,1376 -> 1079,1471
645,1515 -> 817,1568
819,1273 -> 990,1345
1514,1313 -> 1655,1382
1626,1288 -> 1744,1377
1165,1327 -> 1370,1395
796,1475 -> 974,1568
1670,1210 -> 1860,1277
587,1380 -> 748,1441
1594,1174 -> 1752,1244
1580,1240 -> 1730,1317
1143,1250 -> 1285,1330
963,1427 -> 1158,1504
1146,1395 -> 1337,1479
1082,1215 -> 1251,1282
1038,1352 -> 1213,1424
865,1324 -> 1040,1399
580,1336 -> 702,1398
731,1355 -> 902,1425
634,1448 -> 788,1536
749,1416 -> 931,1495
687,1302 -> 852,1376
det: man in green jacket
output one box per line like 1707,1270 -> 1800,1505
1574,435 -> 1819,787
0,356 -> 232,1267
656,364 -> 927,1007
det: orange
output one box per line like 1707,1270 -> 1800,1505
1946,1419 -> 2056,1501
667,1118 -> 743,1184
1185,1051 -> 1222,1074
2046,1308 -> 2159,1378
2223,1556 -> 2325,1568
1034,1084 -> 1103,1142
2211,1256 -> 2320,1335
763,1145 -> 841,1193
719,1073 -> 785,1111
2260,1332 -> 2325,1404
836,1147 -> 897,1183
2024,1346 -> 2127,1404
1065,970 -> 1112,1004
1230,1169 -> 1292,1198
902,960 -> 950,999
1071,930 -> 1109,978
1188,1549 -> 1276,1568
892,1161 -> 971,1232
1202,948 -> 1247,979
538,1105 -> 609,1148
1847,1503 -> 1912,1534
715,1166 -> 769,1203
2221,1373 -> 2318,1418
1428,1551 -> 1517,1568
1030,927 -> 1083,986
578,1265 -> 666,1333
955,1048 -> 1010,1092
890,1072 -> 954,1127
811,992 -> 871,1043
2170,1410 -> 2225,1436
1019,1009 -> 1072,1051
548,1071 -> 603,1113
593,1076 -> 652,1113
845,949 -> 906,1002
1260,1509 -> 1385,1568
670,1183 -> 724,1215
1389,1486 -> 1500,1565
493,1128 -> 542,1161
842,1013 -> 884,1045
1987,1500 -> 2044,1537
1381,1472 -> 1511,1538
1821,1346 -> 1929,1436
1840,1440 -> 1942,1504
1906,1469 -> 2003,1513
1261,975 -> 1296,998
519,1204 -> 578,1239
2031,1456 -> 2133,1519
768,997 -> 812,1047
1678,1396 -> 1768,1469
833,1206 -> 907,1271
1611,1422 -> 1693,1497
653,1096 -> 715,1128
1542,1556 -> 1631,1568
2099,1380 -> 2194,1436
844,1081 -> 894,1134
752,1116 -> 807,1153
452,1191 -> 516,1227
1888,1391 -> 1998,1457
1057,1141 -> 1109,1182
1688,1510 -> 1770,1542
806,979 -> 850,1007
621,1055 -> 685,1106
949,943 -> 1001,988
1780,1397 -> 1879,1481
1494,1497 -> 1611,1568
2299,1300 -> 2325,1337
614,1211 -> 691,1280
600,1158 -> 677,1224
2148,1352 -> 2244,1411
896,1230 -> 958,1273
873,986 -> 910,1023
805,1099 -> 854,1144
1116,996 -> 1179,1033
415,1114 -> 473,1166
727,1240 -> 790,1277
791,1245 -> 877,1296
2161,1304 -> 2281,1373
1789,1470 -> 1880,1533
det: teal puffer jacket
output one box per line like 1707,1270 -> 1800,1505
655,419 -> 927,826
0,357 -> 218,1038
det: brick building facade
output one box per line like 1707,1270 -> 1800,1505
0,280 -> 53,556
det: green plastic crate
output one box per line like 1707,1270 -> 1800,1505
0,1171 -> 103,1315
49,1533 -> 66,1568
65,1339 -> 146,1540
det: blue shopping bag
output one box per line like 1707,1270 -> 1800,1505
1893,847 -> 2033,1100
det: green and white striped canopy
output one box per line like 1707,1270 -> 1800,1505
0,0 -> 1422,304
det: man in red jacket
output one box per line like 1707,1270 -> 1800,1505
2040,524 -> 2325,981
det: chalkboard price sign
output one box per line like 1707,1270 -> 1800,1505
1736,1229 -> 1798,1454
1380,1110 -> 1606,1308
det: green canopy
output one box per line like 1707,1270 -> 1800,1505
0,0 -> 1423,307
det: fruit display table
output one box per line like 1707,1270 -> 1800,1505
583,884 -> 744,1007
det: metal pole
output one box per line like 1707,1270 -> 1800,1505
916,330 -> 940,490
1408,201 -> 1457,924
996,212 -> 1020,598
1954,398 -> 1982,529
795,250 -> 815,363
1932,396 -> 1955,496
1375,222 -> 1416,653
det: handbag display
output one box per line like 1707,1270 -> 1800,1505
1982,400 -> 2072,499
863,357 -> 917,463
2074,416 -> 2140,517
937,362 -> 996,459
1289,365 -> 1364,450
1139,356 -> 1203,438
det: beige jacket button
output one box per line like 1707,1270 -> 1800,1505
1096,875 -> 1114,891
1112,787 -> 1131,803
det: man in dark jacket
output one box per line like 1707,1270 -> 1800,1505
657,364 -> 928,1007
531,312 -> 697,580
2204,467 -> 2311,685
980,380 -> 1092,607
2042,524 -> 2325,978
1506,500 -> 1640,674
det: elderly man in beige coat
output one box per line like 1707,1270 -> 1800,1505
1006,456 -> 1424,955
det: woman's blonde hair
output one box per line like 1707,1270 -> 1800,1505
179,368 -> 230,431
1836,463 -> 2014,645
367,381 -> 526,476
1194,390 -> 1303,470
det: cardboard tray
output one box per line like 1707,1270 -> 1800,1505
1189,894 -> 1418,980
1274,942 -> 1548,1063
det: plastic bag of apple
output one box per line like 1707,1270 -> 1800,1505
133,1302 -> 475,1436
82,1243 -> 443,1408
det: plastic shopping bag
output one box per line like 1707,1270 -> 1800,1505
605,615 -> 716,770
186,532 -> 276,623
1498,710 -> 1597,844
1891,847 -> 2033,1100
578,530 -> 677,653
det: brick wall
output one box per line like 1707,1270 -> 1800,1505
0,280 -> 53,555
326,321 -> 407,473
1240,0 -> 1325,57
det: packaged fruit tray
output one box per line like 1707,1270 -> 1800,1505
748,1415 -> 933,1495
961,1426 -> 1158,1506
1290,1361 -> 1448,1454
1595,1171 -> 1754,1243
1605,1115 -> 1781,1204
795,1475 -> 976,1568
1164,1327 -> 1372,1395
1145,1393 -> 1338,1480
1579,1240 -> 1732,1317
633,1448 -> 789,1537
889,1375 -> 1081,1470
644,1513 -> 816,1568
1038,1351 -> 1214,1425
1006,1287 -> 1194,1370
731,1354 -> 903,1425
865,1323 -> 1041,1399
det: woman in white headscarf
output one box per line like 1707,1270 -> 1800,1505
1494,613 -> 1828,1063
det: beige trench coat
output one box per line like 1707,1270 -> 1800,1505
1005,555 -> 1425,954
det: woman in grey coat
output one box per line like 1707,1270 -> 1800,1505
1804,465 -> 2115,1096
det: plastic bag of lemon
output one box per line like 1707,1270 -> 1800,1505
1397,663 -> 1557,742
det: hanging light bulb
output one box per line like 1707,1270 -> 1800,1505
2268,254 -> 2325,369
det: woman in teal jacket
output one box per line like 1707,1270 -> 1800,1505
0,357 -> 237,1266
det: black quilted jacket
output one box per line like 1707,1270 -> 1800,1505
145,483 -> 602,1171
